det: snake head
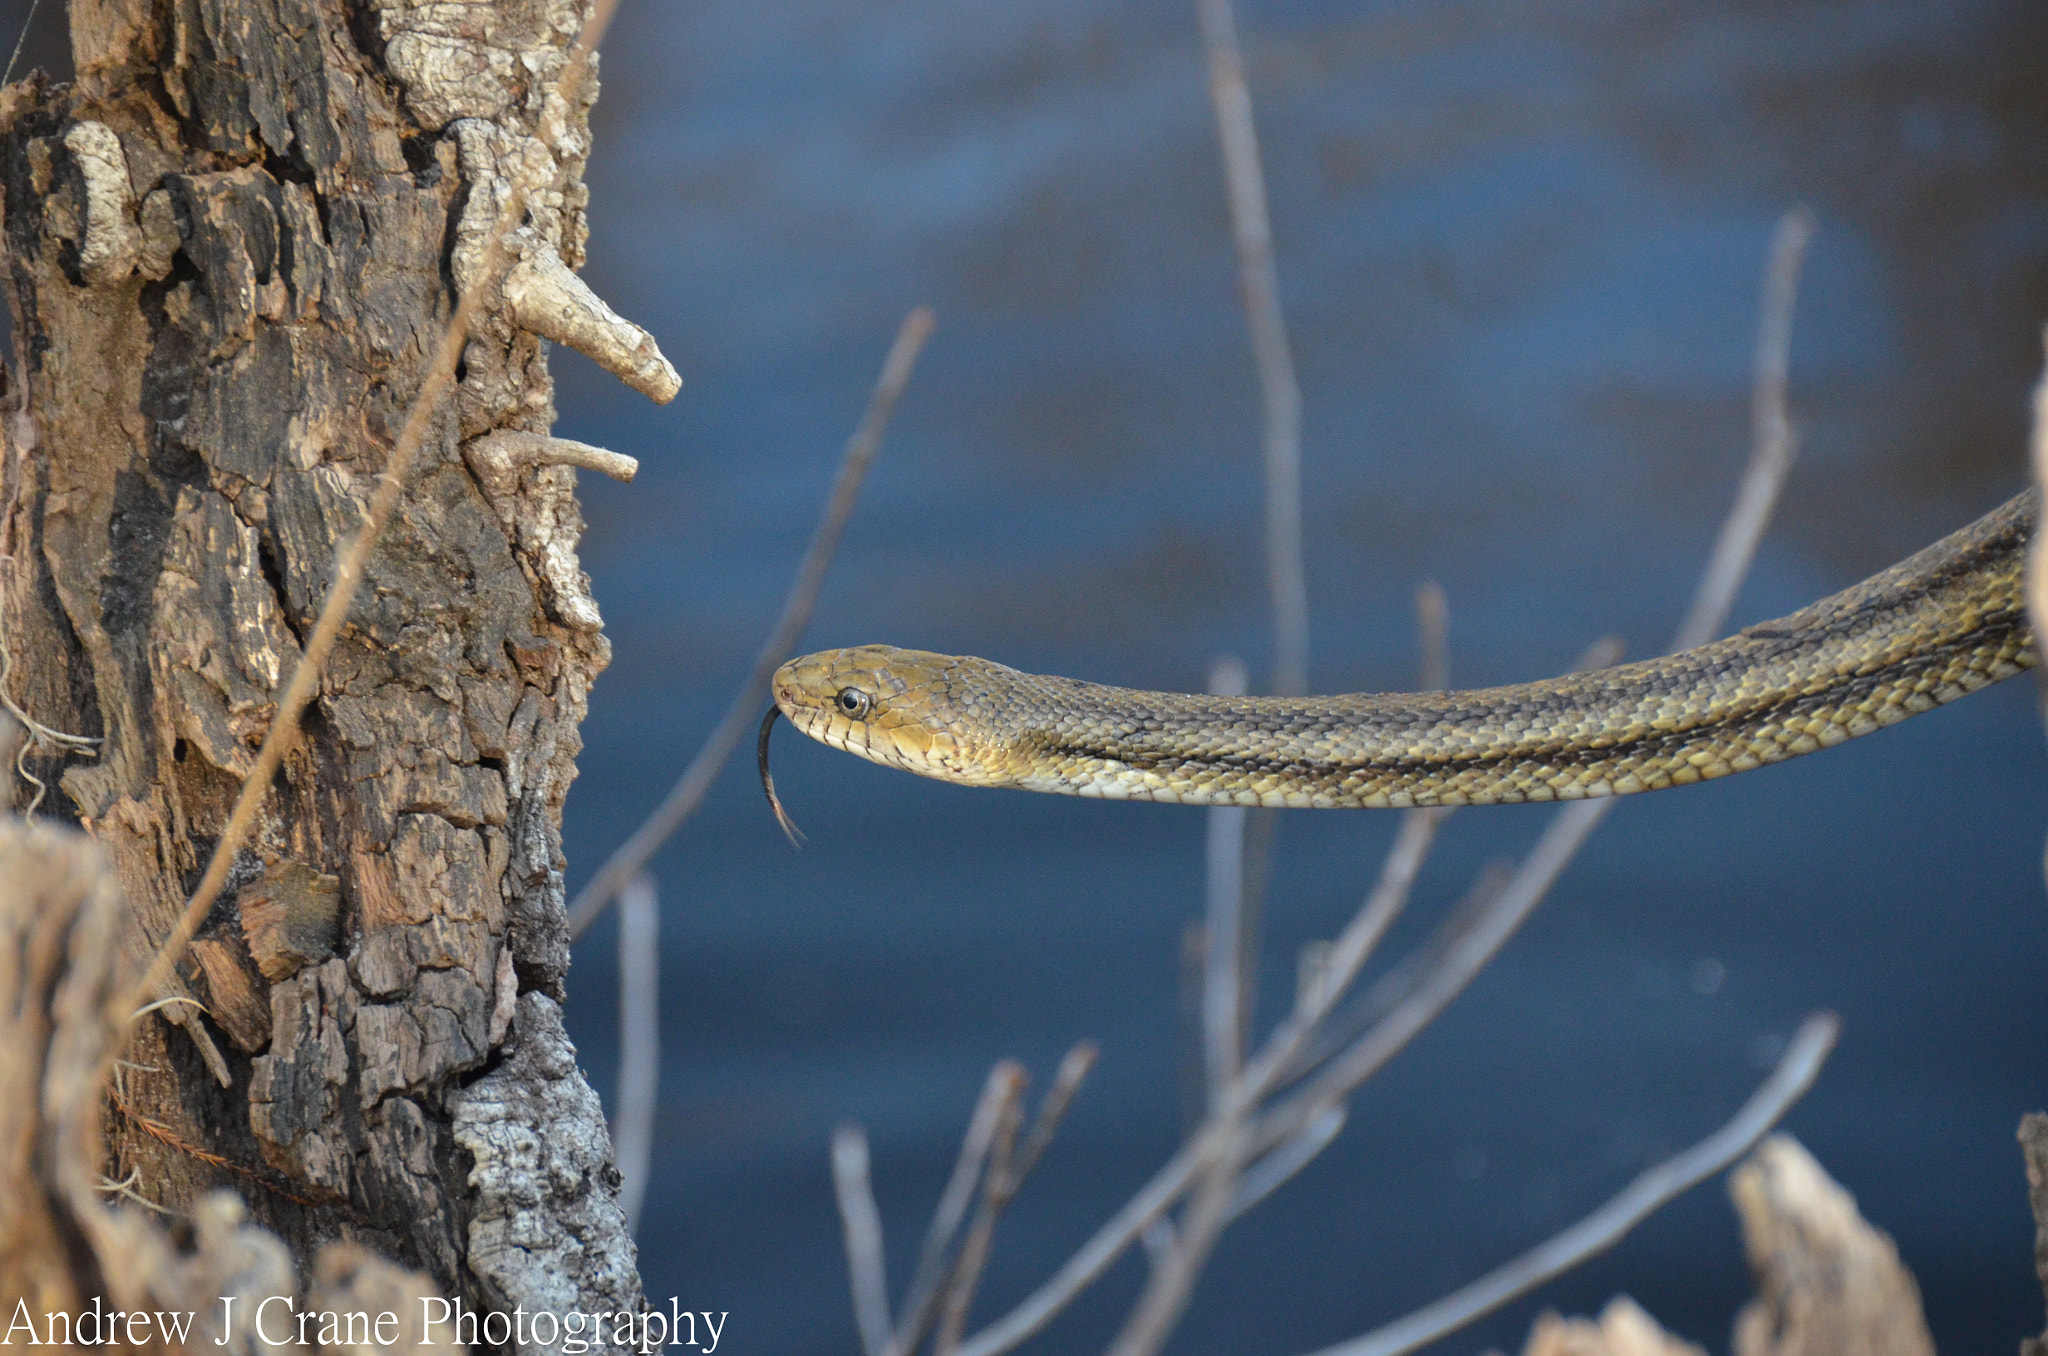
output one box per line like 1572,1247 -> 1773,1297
771,644 -> 1018,786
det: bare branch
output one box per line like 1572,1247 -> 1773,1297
1199,0 -> 1307,696
1105,1125 -> 1247,1356
122,0 -> 628,1026
1288,858 -> 1513,1085
955,1136 -> 1204,1356
1105,647 -> 1265,1356
567,305 -> 936,936
1259,797 -> 1612,1153
1229,1104 -> 1345,1223
1258,206 -> 1813,1148
1,0 -> 45,86
1297,1014 -> 1839,1356
895,1061 -> 1028,1356
1204,655 -> 1252,1106
1016,1041 -> 1100,1184
926,1048 -> 1095,1356
613,873 -> 660,1234
1674,206 -> 1814,652
953,210 -> 1815,1356
834,1125 -> 895,1356
935,1082 -> 1028,1356
1414,581 -> 1449,692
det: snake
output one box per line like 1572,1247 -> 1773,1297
760,491 -> 2036,831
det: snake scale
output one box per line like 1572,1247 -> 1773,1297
763,491 -> 2036,817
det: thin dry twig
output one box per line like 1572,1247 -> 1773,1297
1106,1125 -> 1246,1356
614,872 -> 660,1233
1290,857 -> 1513,1083
894,1061 -> 1028,1356
1228,1103 -> 1344,1222
1255,796 -> 1611,1153
949,799 -> 1450,1356
1199,0 -> 1306,696
935,1082 -> 1029,1356
1414,581 -> 1449,692
1203,655 -> 1251,1106
1299,1013 -> 1839,1356
1113,595 -> 1450,1356
1015,1041 -> 1100,1184
1200,0 -> 1306,1112
1113,699 -> 1440,1353
1676,206 -> 1814,653
834,1124 -> 895,1356
567,305 -> 936,937
1,0 -> 43,87
120,0 -> 627,1026
953,211 -> 1815,1356
0,628 -> 100,817
920,1047 -> 1095,1356
1259,207 -> 1816,1149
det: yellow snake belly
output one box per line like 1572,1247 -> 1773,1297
767,492 -> 2036,810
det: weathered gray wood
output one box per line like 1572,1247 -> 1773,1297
2020,1112 -> 2048,1356
0,0 -> 655,1329
1730,1135 -> 1932,1356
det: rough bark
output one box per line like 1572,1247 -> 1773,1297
0,0 -> 666,1330
0,816 -> 446,1351
2020,1112 -> 2048,1356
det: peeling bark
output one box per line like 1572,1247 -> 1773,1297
0,0 -> 663,1332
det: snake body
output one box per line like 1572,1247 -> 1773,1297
768,492 -> 2036,810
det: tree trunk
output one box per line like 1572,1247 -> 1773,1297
0,0 -> 668,1325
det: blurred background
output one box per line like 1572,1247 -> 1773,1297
562,3 -> 2048,1354
23,0 -> 2048,1351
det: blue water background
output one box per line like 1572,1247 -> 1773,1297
558,3 -> 2044,1353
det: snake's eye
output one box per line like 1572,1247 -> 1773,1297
836,687 -> 873,719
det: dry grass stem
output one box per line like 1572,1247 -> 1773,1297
567,305 -> 936,936
122,0 -> 627,1026
834,1124 -> 895,1356
1301,1014 -> 1839,1356
614,872 -> 660,1233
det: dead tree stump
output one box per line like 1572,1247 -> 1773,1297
0,0 -> 674,1324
